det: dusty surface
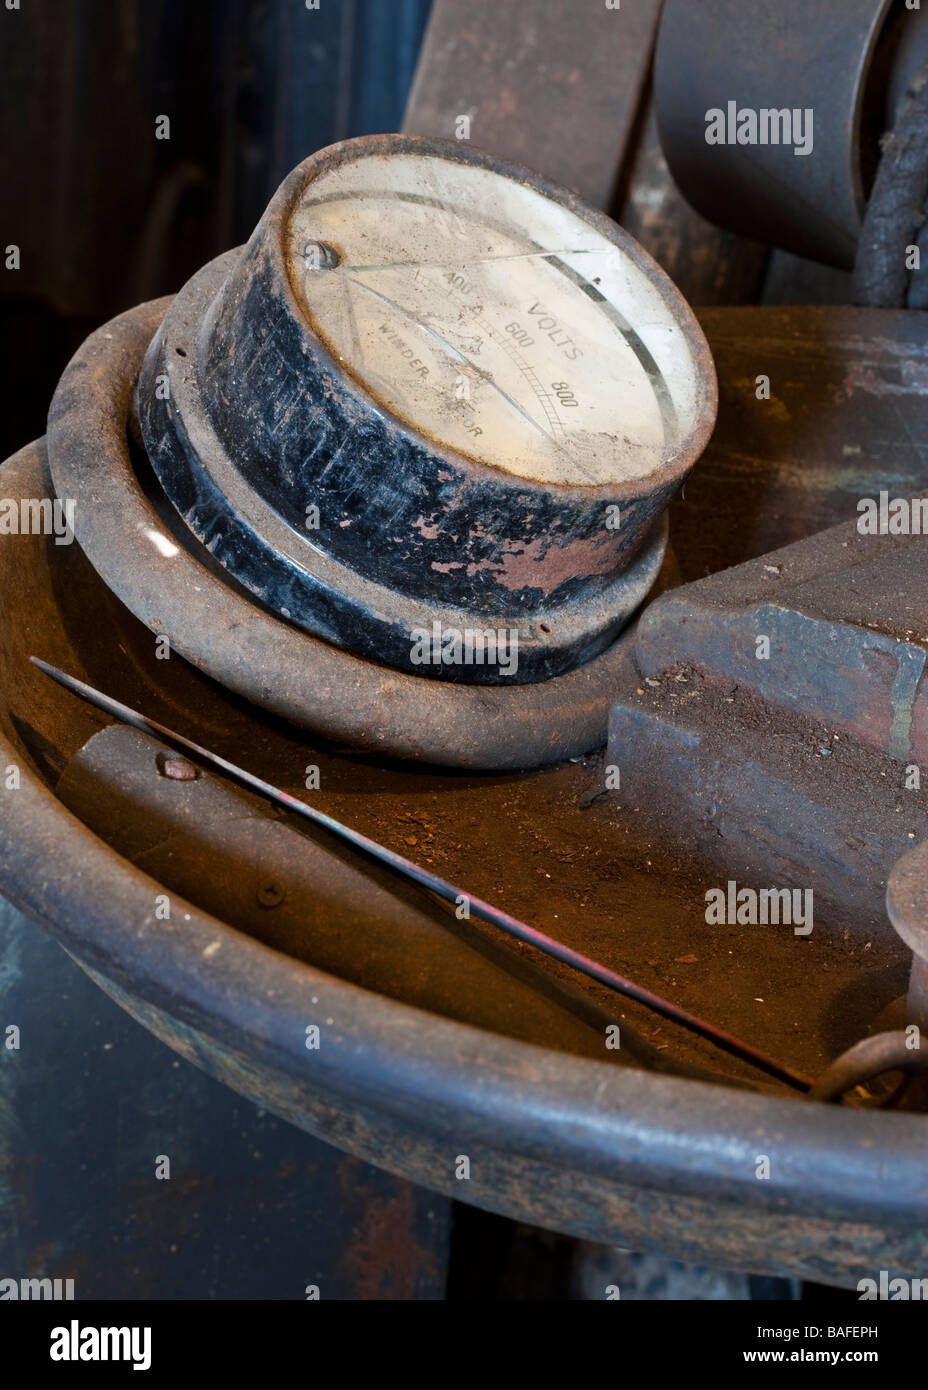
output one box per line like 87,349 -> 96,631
52,577 -> 908,1098
279,737 -> 907,1095
0,429 -> 913,1103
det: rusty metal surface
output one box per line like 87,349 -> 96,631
5,436 -> 928,1284
608,656 -> 928,940
76,956 -> 928,1286
637,515 -> 928,769
402,0 -> 664,212
675,305 -> 928,580
607,417 -> 928,937
46,292 -> 676,769
655,0 -> 895,269
57,723 -> 650,1068
15,0 -> 928,1302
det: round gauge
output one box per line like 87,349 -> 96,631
285,151 -> 689,489
137,134 -> 716,685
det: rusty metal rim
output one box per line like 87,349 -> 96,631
46,300 -> 667,769
4,706 -> 928,1235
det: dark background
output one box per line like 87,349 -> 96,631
0,0 -> 431,464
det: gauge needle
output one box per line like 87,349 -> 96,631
338,272 -> 592,479
31,656 -> 814,1093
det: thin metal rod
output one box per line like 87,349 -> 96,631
32,656 -> 814,1093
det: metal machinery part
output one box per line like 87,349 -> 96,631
6,0 -> 928,1294
654,0 -> 923,271
132,134 -> 715,687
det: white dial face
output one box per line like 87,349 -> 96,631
286,150 -> 703,488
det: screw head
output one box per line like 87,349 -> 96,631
257,881 -> 285,909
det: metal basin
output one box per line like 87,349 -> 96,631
3,432 -> 928,1287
